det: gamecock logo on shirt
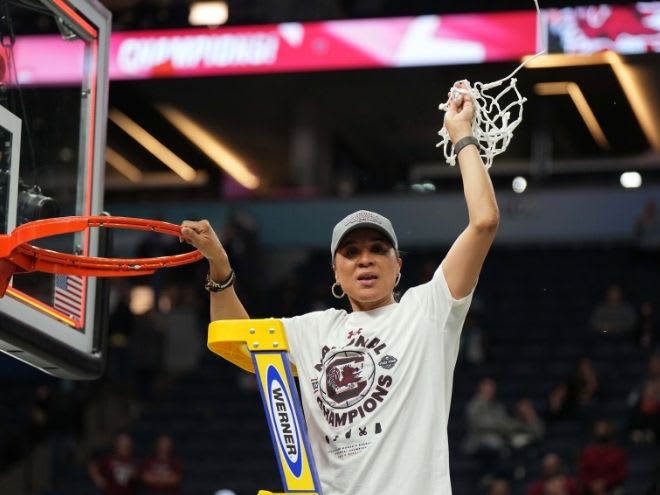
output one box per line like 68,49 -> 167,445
319,350 -> 376,409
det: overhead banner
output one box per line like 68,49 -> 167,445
7,2 -> 660,84
108,11 -> 536,79
547,3 -> 660,54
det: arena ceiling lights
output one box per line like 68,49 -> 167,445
534,81 -> 610,150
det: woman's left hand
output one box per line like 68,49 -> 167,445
443,80 -> 475,143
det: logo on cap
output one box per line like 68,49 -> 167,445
344,211 -> 384,227
331,210 -> 398,258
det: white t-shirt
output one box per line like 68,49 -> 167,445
281,264 -> 473,495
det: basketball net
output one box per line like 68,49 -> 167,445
437,0 -> 545,168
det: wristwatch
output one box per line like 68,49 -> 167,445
205,269 -> 236,293
454,135 -> 479,156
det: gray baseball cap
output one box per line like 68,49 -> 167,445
331,210 -> 398,259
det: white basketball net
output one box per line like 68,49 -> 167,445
437,0 -> 545,169
437,78 -> 527,169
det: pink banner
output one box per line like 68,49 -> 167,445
108,11 -> 538,80
8,3 -> 660,84
11,37 -> 85,85
9,11 -> 539,84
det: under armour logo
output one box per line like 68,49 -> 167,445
347,328 -> 362,340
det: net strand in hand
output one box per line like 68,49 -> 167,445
437,78 -> 527,169
437,0 -> 546,168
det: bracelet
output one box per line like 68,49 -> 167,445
205,269 -> 236,293
453,136 -> 479,157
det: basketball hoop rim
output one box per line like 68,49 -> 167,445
0,216 -> 204,277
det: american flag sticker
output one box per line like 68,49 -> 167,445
53,274 -> 85,320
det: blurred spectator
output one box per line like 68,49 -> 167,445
510,399 -> 545,450
237,371 -> 259,393
489,478 -> 511,495
628,353 -> 660,444
627,354 -> 660,414
543,476 -> 575,495
589,284 -> 637,335
140,434 -> 182,495
161,284 -> 202,377
526,453 -> 580,495
635,302 -> 658,352
222,210 -> 260,302
89,432 -> 140,495
634,200 -> 660,253
464,378 -> 518,465
28,384 -> 50,445
48,380 -> 84,487
578,420 -> 627,495
628,377 -> 660,444
130,308 -> 166,400
648,462 -> 660,495
274,273 -> 309,316
646,353 -> 660,381
415,258 -> 438,286
460,311 -> 488,365
308,280 -> 332,312
567,357 -> 601,414
545,383 -> 578,422
107,279 -> 136,390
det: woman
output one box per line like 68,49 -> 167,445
139,434 -> 182,495
181,81 -> 499,495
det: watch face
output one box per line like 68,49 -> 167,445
205,271 -> 235,292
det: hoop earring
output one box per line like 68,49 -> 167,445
395,273 -> 401,287
331,282 -> 345,299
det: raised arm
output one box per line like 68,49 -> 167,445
441,81 -> 499,299
180,219 -> 250,321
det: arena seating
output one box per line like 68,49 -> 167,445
38,246 -> 660,494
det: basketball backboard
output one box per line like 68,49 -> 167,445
0,0 -> 111,378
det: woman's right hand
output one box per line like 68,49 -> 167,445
180,219 -> 228,268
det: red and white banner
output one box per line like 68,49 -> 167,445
108,12 -> 537,79
8,10 -> 538,84
547,3 -> 660,54
6,2 -> 660,85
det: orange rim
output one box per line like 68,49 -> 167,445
1,216 -> 204,277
